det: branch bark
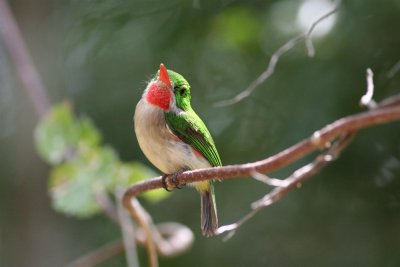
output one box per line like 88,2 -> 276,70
0,0 -> 50,117
123,99 -> 400,206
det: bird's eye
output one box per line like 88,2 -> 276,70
178,87 -> 186,96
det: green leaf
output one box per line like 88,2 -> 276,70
49,162 -> 102,218
35,103 -> 78,164
79,117 -> 101,148
48,146 -> 118,217
36,102 -> 169,218
34,102 -> 101,164
143,188 -> 169,203
115,162 -> 169,202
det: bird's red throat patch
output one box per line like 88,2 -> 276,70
146,82 -> 172,111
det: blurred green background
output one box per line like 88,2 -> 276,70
1,0 -> 400,266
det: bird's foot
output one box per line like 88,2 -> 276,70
161,169 -> 187,191
161,174 -> 172,192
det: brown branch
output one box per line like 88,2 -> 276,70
0,0 -> 50,117
92,190 -> 194,266
255,132 -> 355,208
63,222 -> 194,267
217,68 -> 377,237
217,132 -> 356,239
120,197 -> 159,267
116,188 -> 140,267
123,99 -> 400,205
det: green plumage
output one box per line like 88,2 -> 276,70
163,70 -> 222,168
165,110 -> 222,167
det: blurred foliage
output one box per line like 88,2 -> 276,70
34,103 -> 167,217
35,102 -> 101,164
209,7 -> 262,51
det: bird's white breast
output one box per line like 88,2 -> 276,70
134,99 -> 211,175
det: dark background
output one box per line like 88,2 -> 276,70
1,0 -> 400,266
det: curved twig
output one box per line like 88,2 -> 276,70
214,0 -> 342,107
124,198 -> 159,267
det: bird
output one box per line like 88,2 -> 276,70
134,63 -> 221,236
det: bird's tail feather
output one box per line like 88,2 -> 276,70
200,187 -> 218,237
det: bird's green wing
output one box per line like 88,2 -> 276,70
165,109 -> 221,167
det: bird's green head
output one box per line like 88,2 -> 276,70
145,64 -> 191,112
165,69 -> 191,111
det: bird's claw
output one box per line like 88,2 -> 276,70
161,169 -> 187,191
161,174 -> 172,192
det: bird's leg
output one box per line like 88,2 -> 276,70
161,174 -> 172,192
172,168 -> 187,189
161,169 -> 188,191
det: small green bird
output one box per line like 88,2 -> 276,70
134,64 -> 221,236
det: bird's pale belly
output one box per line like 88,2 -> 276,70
134,100 -> 211,191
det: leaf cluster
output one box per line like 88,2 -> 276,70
34,103 -> 167,218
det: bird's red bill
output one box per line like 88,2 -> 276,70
159,63 -> 171,86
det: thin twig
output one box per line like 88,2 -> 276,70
252,132 -> 355,209
360,68 -> 377,109
125,198 -> 159,267
251,171 -> 289,187
217,132 -> 355,238
214,0 -> 342,107
95,190 -> 120,224
216,207 -> 261,241
303,0 -> 341,57
116,188 -> 140,267
64,240 -> 124,267
120,200 -> 194,262
379,95 -> 400,108
151,223 -> 194,257
63,222 -> 194,267
0,0 -> 50,117
387,60 -> 400,78
95,189 -> 194,263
